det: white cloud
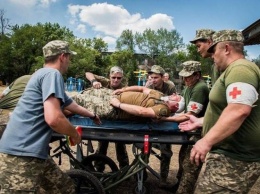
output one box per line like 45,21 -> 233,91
76,24 -> 87,34
9,0 -> 37,7
40,0 -> 57,7
68,2 -> 174,38
8,0 -> 57,8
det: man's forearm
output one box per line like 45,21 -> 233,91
203,104 -> 250,147
65,101 -> 95,118
162,114 -> 189,122
118,103 -> 155,118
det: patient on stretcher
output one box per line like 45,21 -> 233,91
70,86 -> 184,121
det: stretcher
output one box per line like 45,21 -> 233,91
51,115 -> 199,193
65,115 -> 197,145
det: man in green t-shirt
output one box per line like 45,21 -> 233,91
0,75 -> 32,110
146,65 -> 176,188
190,29 -> 220,87
179,30 -> 260,193
164,61 -> 209,193
170,29 -> 216,194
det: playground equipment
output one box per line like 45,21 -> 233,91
203,75 -> 212,89
133,70 -> 148,86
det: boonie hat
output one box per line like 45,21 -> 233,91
43,40 -> 77,58
110,66 -> 123,75
207,30 -> 244,53
179,61 -> 201,77
148,65 -> 165,75
190,29 -> 215,43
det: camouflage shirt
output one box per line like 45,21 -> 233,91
93,74 -> 125,90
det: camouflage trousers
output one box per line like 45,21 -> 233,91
71,88 -> 117,119
175,135 -> 202,194
96,141 -> 129,169
160,144 -> 173,180
0,153 -> 75,194
195,153 -> 260,194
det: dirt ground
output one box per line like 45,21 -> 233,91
50,140 -> 260,194
0,85 -> 260,194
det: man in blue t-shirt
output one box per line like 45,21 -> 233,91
0,40 -> 101,193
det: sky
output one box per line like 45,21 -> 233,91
1,0 -> 260,59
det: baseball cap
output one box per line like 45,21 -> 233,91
190,29 -> 215,43
207,30 -> 244,53
43,40 -> 77,58
178,61 -> 201,77
110,66 -> 123,75
148,65 -> 165,75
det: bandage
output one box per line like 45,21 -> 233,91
176,96 -> 185,113
160,96 -> 169,101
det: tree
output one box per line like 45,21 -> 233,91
110,50 -> 137,85
135,28 -> 184,60
116,29 -> 135,52
252,54 -> 260,67
0,22 -> 76,83
0,9 -> 10,36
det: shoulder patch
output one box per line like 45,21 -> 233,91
159,108 -> 169,117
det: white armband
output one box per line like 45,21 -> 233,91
2,86 -> 10,96
226,82 -> 258,106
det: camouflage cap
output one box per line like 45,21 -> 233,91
208,30 -> 244,53
179,61 -> 201,77
148,65 -> 165,75
43,40 -> 77,58
190,29 -> 215,43
110,66 -> 123,75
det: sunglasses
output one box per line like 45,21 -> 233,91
111,77 -> 122,80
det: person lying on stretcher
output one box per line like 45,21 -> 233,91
69,86 -> 184,121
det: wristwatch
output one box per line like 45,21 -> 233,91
91,79 -> 97,85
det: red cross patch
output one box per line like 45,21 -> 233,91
191,103 -> 198,110
229,87 -> 242,99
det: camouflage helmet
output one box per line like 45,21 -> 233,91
179,61 -> 201,77
148,65 -> 165,75
190,29 -> 215,43
43,40 -> 77,58
208,30 -> 244,53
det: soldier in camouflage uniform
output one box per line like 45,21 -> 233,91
179,30 -> 260,193
0,40 -> 101,193
72,86 -> 181,120
146,65 -> 177,188
190,29 -> 220,87
164,61 -> 209,194
85,66 -> 129,169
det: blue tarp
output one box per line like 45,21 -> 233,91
69,115 -> 179,131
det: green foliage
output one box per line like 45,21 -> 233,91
135,28 -> 184,59
0,22 -> 75,83
116,29 -> 135,52
110,50 -> 137,85
1,11 -> 258,89
252,54 -> 260,67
